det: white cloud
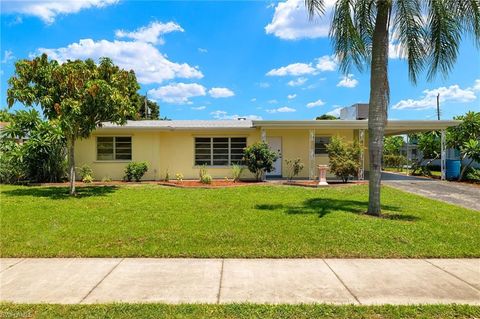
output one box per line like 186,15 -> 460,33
337,74 -> 358,88
268,99 -> 278,104
287,94 -> 297,100
266,62 -> 316,76
2,0 -> 118,24
251,98 -> 257,102
306,99 -> 326,108
268,55 -> 336,78
257,82 -> 271,88
208,87 -> 235,98
472,79 -> 480,92
327,107 -> 343,117
191,106 -> 206,110
265,0 -> 335,40
287,77 -> 307,86
266,106 -> 296,113
148,83 -> 206,104
115,21 -> 183,45
211,110 -> 262,120
1,50 -> 14,64
37,38 -> 203,84
315,55 -> 337,71
393,83 -> 478,110
198,48 -> 208,53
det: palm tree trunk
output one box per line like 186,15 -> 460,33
68,137 -> 76,195
367,1 -> 390,216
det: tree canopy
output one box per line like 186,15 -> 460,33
7,54 -> 140,194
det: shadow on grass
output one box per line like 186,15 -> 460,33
256,198 -> 419,221
1,186 -> 119,200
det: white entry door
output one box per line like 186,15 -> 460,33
267,137 -> 282,177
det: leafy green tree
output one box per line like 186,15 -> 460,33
384,136 -> 404,156
306,0 -> 480,215
316,114 -> 338,120
0,109 -> 66,183
447,111 -> 480,180
7,54 -> 139,194
326,136 -> 361,182
243,142 -> 279,181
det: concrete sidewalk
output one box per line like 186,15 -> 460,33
1,258 -> 479,305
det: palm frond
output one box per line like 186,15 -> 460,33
305,0 -> 326,19
330,0 -> 369,73
425,0 -> 462,80
446,0 -> 480,46
392,0 -> 426,83
354,0 -> 376,49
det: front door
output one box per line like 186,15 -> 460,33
267,137 -> 282,177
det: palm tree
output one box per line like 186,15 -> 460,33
305,0 -> 480,216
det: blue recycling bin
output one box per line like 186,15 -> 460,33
445,159 -> 461,180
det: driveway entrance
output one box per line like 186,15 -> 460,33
381,172 -> 480,211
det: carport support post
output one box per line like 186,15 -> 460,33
441,129 -> 446,180
309,129 -> 315,180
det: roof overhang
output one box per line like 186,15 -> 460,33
253,120 -> 461,135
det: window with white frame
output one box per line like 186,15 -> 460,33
195,137 -> 247,166
97,136 -> 132,160
315,136 -> 331,155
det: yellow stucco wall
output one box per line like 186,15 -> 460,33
265,129 -> 310,178
75,129 -> 261,180
74,127 -> 362,181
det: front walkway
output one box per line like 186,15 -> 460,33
1,258 -> 479,305
381,172 -> 480,211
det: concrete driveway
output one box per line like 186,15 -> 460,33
381,172 -> 480,211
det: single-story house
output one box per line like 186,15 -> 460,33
75,119 -> 459,181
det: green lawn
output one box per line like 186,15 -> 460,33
1,184 -> 479,258
1,303 -> 479,319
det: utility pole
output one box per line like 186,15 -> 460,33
436,93 -> 440,120
144,94 -> 150,119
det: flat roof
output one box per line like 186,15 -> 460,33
97,119 -> 460,133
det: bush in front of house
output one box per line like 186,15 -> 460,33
285,158 -> 304,181
0,109 -> 67,184
243,142 -> 278,181
231,164 -> 244,182
199,165 -> 212,184
326,136 -> 361,183
79,164 -> 94,183
124,162 -> 148,182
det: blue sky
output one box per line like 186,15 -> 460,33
1,0 -> 479,120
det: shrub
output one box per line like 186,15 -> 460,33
199,165 -> 212,184
175,173 -> 183,182
0,110 -> 67,183
326,136 -> 361,183
200,173 -> 212,184
231,164 -> 244,182
465,167 -> 480,182
79,164 -> 93,180
101,176 -> 112,183
383,154 -> 407,170
0,140 -> 26,184
285,158 -> 304,181
164,170 -> 170,182
82,175 -> 94,183
243,142 -> 278,181
124,162 -> 148,182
